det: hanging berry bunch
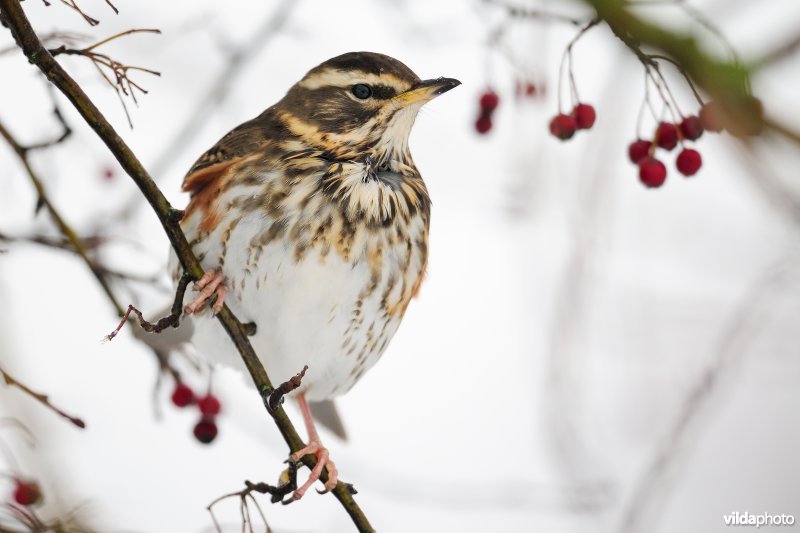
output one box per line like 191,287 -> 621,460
622,52 -> 761,188
170,379 -> 222,444
477,1 -> 767,189
549,19 -> 599,141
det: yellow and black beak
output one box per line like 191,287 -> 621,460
394,77 -> 461,107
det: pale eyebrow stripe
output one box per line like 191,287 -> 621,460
298,68 -> 408,90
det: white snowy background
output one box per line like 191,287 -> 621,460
1,0 -> 799,532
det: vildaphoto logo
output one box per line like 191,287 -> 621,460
724,512 -> 795,528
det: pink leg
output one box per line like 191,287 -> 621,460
289,394 -> 339,500
184,269 -> 228,315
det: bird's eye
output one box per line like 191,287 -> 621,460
351,84 -> 372,99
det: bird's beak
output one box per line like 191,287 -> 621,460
394,77 -> 461,107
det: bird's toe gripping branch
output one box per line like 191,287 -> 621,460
184,268 -> 228,315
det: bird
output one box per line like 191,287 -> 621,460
173,51 -> 460,501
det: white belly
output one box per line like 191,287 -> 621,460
180,208 -> 422,401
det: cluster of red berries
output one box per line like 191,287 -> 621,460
474,89 -> 499,134
171,382 -> 222,444
627,103 -> 720,188
549,103 -> 596,140
8,478 -> 42,507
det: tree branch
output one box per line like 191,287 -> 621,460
0,2 -> 373,530
581,0 -> 800,143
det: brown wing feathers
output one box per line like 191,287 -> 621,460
182,119 -> 269,233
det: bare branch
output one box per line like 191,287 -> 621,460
1,367 -> 86,429
104,273 -> 191,341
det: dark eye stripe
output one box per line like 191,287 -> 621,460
370,85 -> 397,100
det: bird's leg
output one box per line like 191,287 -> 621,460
289,393 -> 339,501
184,269 -> 228,315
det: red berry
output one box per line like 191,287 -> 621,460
475,114 -> 492,134
628,139 -> 652,164
655,122 -> 678,150
516,80 -> 538,97
638,157 -> 667,188
171,383 -> 195,408
198,394 -> 221,416
193,417 -> 218,444
699,102 -> 723,133
676,148 -> 702,176
679,115 -> 704,140
549,114 -> 577,140
479,90 -> 499,113
572,103 -> 596,129
13,480 -> 42,506
102,167 -> 115,181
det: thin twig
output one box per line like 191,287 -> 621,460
0,2 -> 373,530
557,18 -> 600,112
49,29 -> 161,128
483,0 -> 587,26
1,367 -> 86,429
208,468 -> 300,532
23,102 -> 72,152
0,231 -> 103,252
0,30 -> 86,55
50,0 -> 118,26
105,273 -> 191,341
648,53 -> 704,107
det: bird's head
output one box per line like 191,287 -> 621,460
276,52 -> 460,164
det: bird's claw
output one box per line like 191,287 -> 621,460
184,268 -> 227,315
287,440 -> 338,501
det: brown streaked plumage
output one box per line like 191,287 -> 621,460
172,51 -> 459,501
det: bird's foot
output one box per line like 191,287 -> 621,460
184,269 -> 228,315
287,438 -> 338,501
